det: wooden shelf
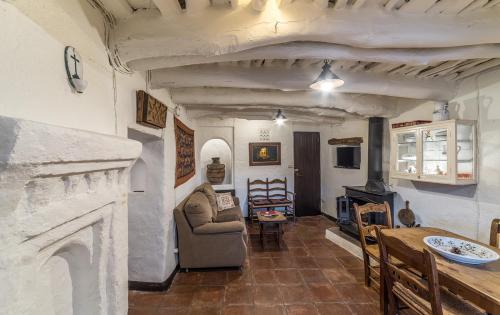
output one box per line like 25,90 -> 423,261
328,137 -> 363,146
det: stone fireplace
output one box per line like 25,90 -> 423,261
0,116 -> 141,315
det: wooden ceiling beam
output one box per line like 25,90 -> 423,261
151,63 -> 456,99
169,87 -> 417,117
114,5 -> 500,65
126,42 -> 500,70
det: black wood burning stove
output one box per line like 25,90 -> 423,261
337,186 -> 395,237
336,117 -> 396,238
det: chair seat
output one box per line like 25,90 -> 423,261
365,244 -> 381,261
251,198 -> 293,207
393,282 -> 486,315
365,244 -> 406,267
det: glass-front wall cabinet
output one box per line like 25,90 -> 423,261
393,130 -> 419,179
390,120 -> 476,185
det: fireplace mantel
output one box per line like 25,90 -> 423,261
0,116 -> 141,315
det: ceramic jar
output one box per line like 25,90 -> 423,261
432,102 -> 449,121
206,157 -> 225,184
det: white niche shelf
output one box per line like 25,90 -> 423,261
390,120 -> 477,185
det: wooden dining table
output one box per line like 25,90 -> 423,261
381,227 -> 500,315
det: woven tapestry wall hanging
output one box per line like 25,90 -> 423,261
174,117 -> 195,187
136,90 -> 168,129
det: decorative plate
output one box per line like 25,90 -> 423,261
261,211 -> 280,217
424,236 -> 499,265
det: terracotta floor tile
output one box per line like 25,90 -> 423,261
252,257 -> 275,269
314,257 -> 341,269
192,286 -> 225,307
254,285 -> 283,305
347,303 -> 379,315
254,305 -> 286,315
161,291 -> 194,308
301,239 -> 324,248
337,256 -> 364,270
308,283 -> 343,302
283,232 -> 300,241
222,305 -> 254,315
128,307 -> 158,315
335,284 -> 374,303
226,270 -> 253,286
129,292 -> 165,307
316,303 -> 352,315
307,247 -> 337,258
329,247 -> 353,257
269,251 -> 292,258
322,268 -> 358,284
284,239 -> 305,248
251,249 -> 275,258
168,285 -> 198,294
173,272 -> 202,285
274,269 -> 303,285
299,269 -> 329,284
272,257 -> 297,269
189,306 -> 221,315
279,285 -> 313,305
127,217 -> 385,315
285,304 -> 319,315
288,247 -> 310,257
294,257 -> 318,269
157,307 -> 190,315
253,269 -> 277,284
224,285 -> 254,305
200,271 -> 228,285
346,269 -> 365,283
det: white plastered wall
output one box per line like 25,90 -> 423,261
196,118 -> 331,216
388,68 -> 500,242
200,139 -> 233,185
0,0 -> 199,285
317,68 -> 500,242
319,120 -> 370,218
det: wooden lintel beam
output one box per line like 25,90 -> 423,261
328,137 -> 364,145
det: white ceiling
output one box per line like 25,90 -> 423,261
99,0 -> 500,123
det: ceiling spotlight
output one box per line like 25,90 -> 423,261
274,109 -> 287,125
310,60 -> 344,92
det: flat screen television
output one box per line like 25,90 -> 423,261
336,146 -> 361,169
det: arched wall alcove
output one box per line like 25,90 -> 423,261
130,158 -> 147,192
127,127 -> 167,283
200,138 -> 233,186
39,243 -> 98,315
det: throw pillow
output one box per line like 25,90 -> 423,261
184,192 -> 213,227
216,192 -> 235,211
195,182 -> 219,216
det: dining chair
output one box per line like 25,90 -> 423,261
354,201 -> 393,289
490,218 -> 500,248
376,226 -> 486,315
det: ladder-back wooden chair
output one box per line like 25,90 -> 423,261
247,178 -> 295,223
353,201 -> 392,290
376,226 -> 486,315
491,218 -> 500,248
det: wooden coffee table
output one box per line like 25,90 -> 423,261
257,211 -> 288,248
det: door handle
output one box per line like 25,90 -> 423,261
294,168 -> 302,176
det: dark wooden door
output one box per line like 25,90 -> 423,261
293,132 -> 321,216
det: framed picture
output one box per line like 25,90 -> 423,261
249,142 -> 281,166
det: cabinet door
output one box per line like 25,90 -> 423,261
392,130 -> 419,179
420,126 -> 452,182
456,122 -> 476,182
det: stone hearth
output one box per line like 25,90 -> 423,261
0,116 -> 141,315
